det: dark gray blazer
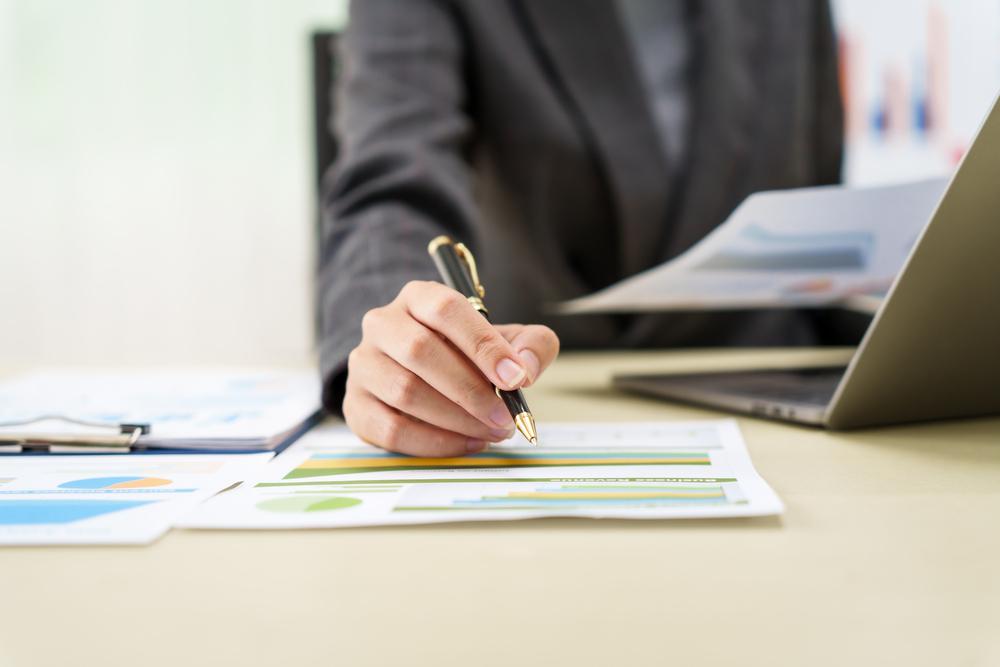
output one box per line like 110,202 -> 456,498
319,0 -> 844,408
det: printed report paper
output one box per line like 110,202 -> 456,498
0,453 -> 271,545
558,179 -> 948,314
181,420 -> 783,529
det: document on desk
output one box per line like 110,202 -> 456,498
181,420 -> 783,529
0,368 -> 321,451
558,179 -> 948,314
0,453 -> 272,545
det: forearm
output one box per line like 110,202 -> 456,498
318,0 -> 478,412
318,204 -> 447,412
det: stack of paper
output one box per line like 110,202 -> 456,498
181,420 -> 783,528
0,453 -> 271,545
558,179 -> 948,314
0,369 -> 321,452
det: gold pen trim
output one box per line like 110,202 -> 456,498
466,295 -> 489,315
453,242 -> 486,298
427,235 -> 453,255
514,411 -> 539,446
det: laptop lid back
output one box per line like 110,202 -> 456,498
826,92 -> 1000,429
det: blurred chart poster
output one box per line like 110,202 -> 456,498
557,179 -> 946,314
833,0 -> 1000,184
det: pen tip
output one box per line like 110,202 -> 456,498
514,412 -> 538,446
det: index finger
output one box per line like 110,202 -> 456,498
397,281 -> 529,391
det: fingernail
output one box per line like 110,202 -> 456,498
490,403 -> 514,428
517,349 -> 540,383
466,439 -> 488,453
490,427 -> 515,441
496,358 -> 527,388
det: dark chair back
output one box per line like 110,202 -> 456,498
312,31 -> 339,197
312,30 -> 339,339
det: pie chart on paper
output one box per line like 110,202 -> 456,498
59,476 -> 173,490
256,495 -> 362,513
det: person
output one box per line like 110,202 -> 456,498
319,0 -> 844,457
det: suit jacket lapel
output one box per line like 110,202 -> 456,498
514,0 -> 672,279
659,0 -> 762,260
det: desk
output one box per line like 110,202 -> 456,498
2,349 -> 999,667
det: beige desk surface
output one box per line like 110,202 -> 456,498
2,349 -> 999,667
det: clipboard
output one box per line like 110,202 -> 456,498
0,414 -> 318,456
0,416 -> 152,452
0,368 -> 323,455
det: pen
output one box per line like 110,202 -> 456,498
427,235 -> 539,446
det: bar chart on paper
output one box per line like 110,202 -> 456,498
696,224 -> 876,272
393,480 -> 742,512
286,450 -> 714,478
183,421 -> 785,529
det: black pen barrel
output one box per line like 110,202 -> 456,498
429,241 -> 479,300
427,235 -> 538,445
499,387 -> 531,416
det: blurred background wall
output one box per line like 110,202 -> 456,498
0,0 -> 347,371
1,0 -> 998,371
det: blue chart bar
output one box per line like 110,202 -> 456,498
696,224 -> 875,272
0,500 -> 154,525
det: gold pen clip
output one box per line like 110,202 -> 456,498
453,242 -> 486,298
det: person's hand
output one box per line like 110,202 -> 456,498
344,281 -> 560,457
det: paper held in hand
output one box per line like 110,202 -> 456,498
180,419 -> 783,529
557,179 -> 948,315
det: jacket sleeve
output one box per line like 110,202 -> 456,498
317,0 -> 478,413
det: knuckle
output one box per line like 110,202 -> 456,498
526,324 -> 559,356
341,392 -> 358,426
472,330 -> 503,362
457,375 -> 492,415
429,290 -> 463,322
380,415 -> 408,451
400,280 -> 431,301
346,347 -> 362,372
360,307 -> 383,336
399,281 -> 418,300
401,329 -> 436,364
542,326 -> 560,353
387,371 -> 422,409
429,433 -> 457,457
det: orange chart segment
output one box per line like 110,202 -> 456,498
58,477 -> 172,490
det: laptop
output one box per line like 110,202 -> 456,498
614,92 -> 1000,430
